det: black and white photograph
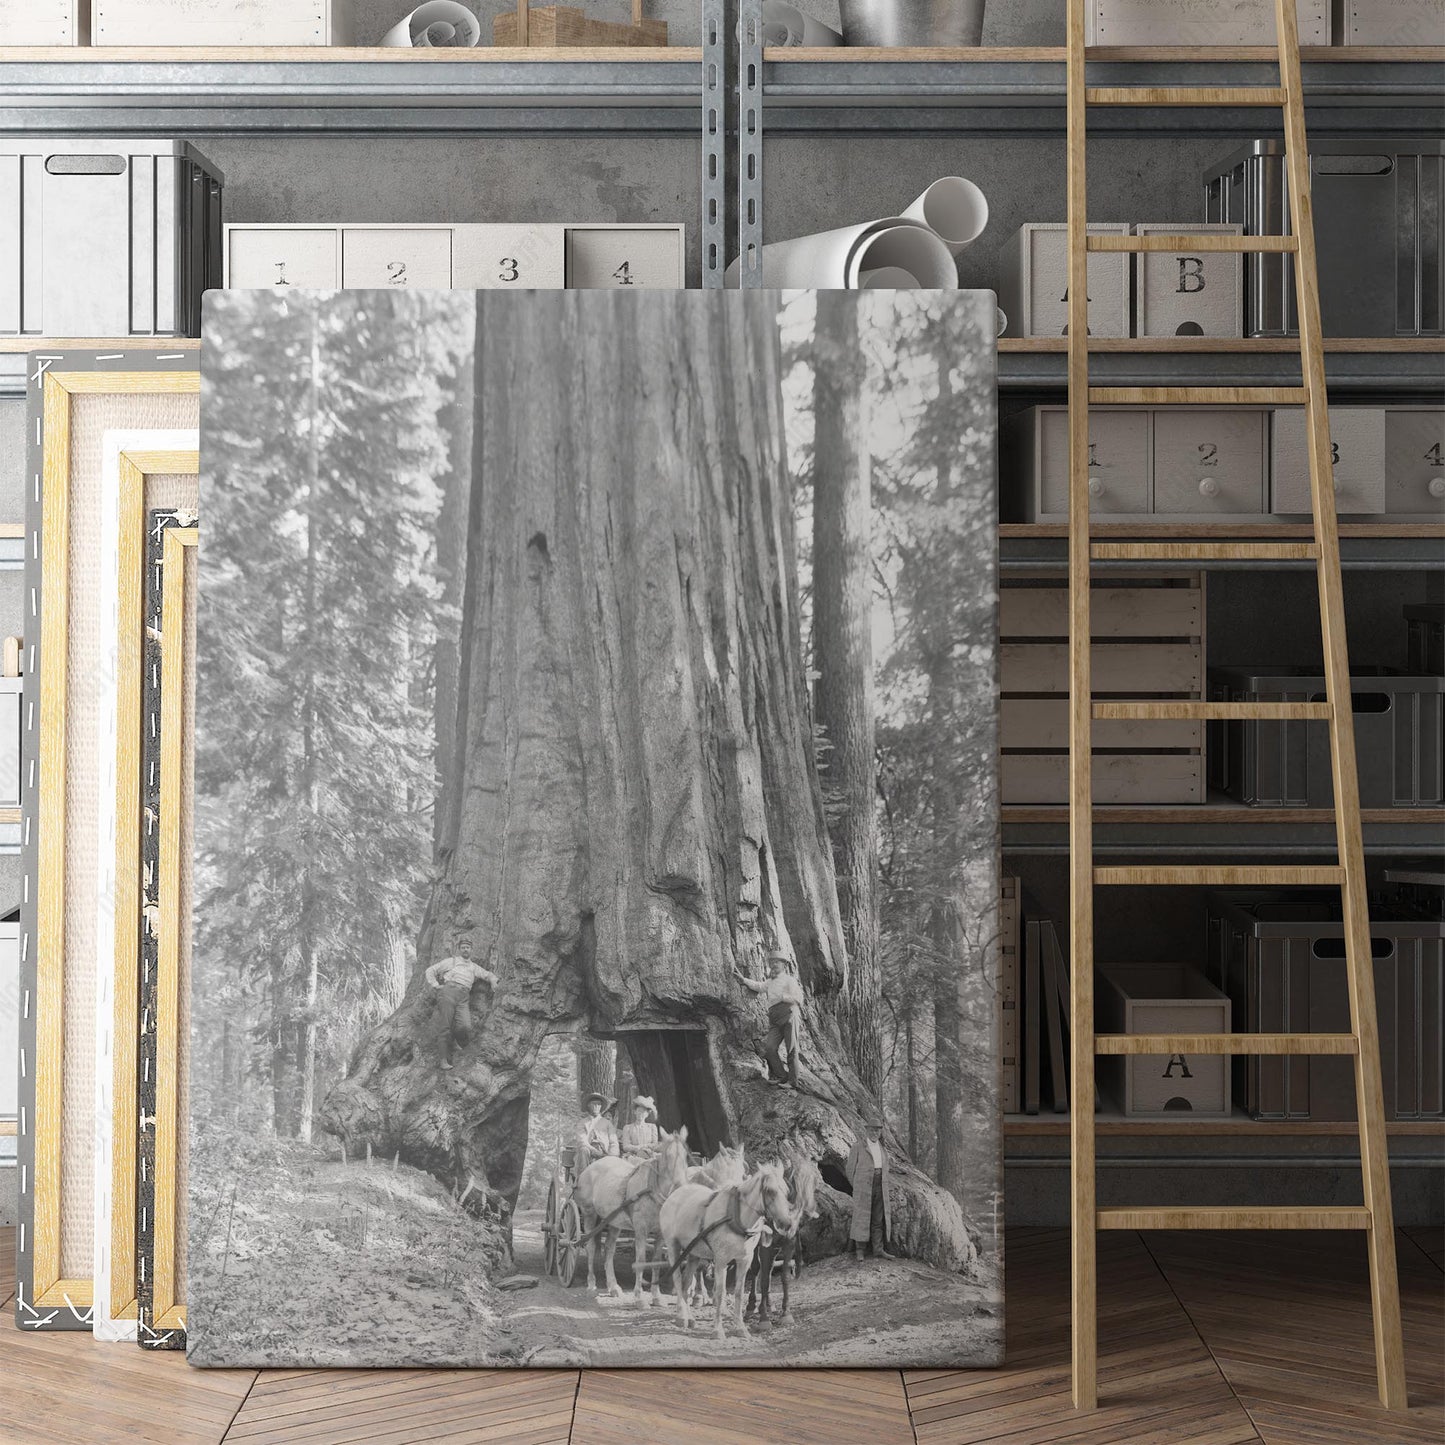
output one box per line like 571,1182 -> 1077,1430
187,287 -> 1001,1370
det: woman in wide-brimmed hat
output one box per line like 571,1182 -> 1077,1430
575,1090 -> 619,1162
620,1095 -> 662,1158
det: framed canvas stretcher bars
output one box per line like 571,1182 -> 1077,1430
15,352 -> 199,1331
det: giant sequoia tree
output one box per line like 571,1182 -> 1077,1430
321,291 -> 978,1272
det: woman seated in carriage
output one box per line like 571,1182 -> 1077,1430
619,1095 -> 662,1158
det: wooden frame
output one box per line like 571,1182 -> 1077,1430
15,353 -> 198,1332
93,438 -> 199,1342
151,522 -> 197,1340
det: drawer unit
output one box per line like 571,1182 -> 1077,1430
453,225 -> 566,290
1000,574 -> 1206,806
1151,408 -> 1267,516
1097,966 -> 1232,1119
1134,223 -> 1244,338
565,224 -> 685,289
996,223 -> 1131,339
1332,0 -> 1445,42
225,223 -> 682,291
1205,139 -> 1444,338
0,0 -> 85,42
1208,892 -> 1444,1121
1088,0 -> 1329,43
93,0 -> 353,44
0,139 -> 224,338
1384,407 -> 1445,515
1209,665 -> 1445,807
341,227 -> 453,289
1271,406 -> 1386,516
1007,406 -> 1149,521
227,226 -> 341,290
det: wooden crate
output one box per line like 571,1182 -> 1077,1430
93,0 -> 352,44
493,1 -> 667,45
1333,0 -> 1444,43
0,0 -> 85,43
996,223 -> 1131,339
1001,574 -> 1206,806
1088,0 -> 1329,44
1134,223 -> 1243,339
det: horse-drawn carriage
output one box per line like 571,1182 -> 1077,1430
541,1137 -> 661,1286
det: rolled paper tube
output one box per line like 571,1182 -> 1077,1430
760,1 -> 845,45
382,1 -> 482,46
858,266 -> 922,288
997,307 -> 1008,335
844,222 -> 957,289
901,176 -> 989,256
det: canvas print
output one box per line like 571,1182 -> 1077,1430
189,288 -> 1000,1368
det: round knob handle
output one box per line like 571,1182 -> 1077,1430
1429,477 -> 1445,500
1198,477 -> 1219,498
1087,474 -> 1104,498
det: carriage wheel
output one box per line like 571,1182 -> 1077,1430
557,1198 -> 584,1287
542,1179 -> 560,1277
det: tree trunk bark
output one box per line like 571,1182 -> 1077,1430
811,292 -> 882,1102
576,1036 -> 615,1106
322,292 -> 977,1273
296,315 -> 322,1145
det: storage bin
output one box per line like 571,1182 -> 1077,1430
996,224 -> 1131,339
1208,664 -> 1445,807
93,0 -> 353,45
1207,891 -> 1444,1120
1405,603 -> 1445,676
1006,406 -> 1150,521
0,139 -> 223,339
1088,0 -> 1329,44
1204,139 -> 1445,338
341,228 -> 453,290
1134,223 -> 1244,338
1332,0 -> 1445,43
1384,407 -> 1445,515
454,225 -> 566,290
1270,406 -> 1387,516
0,0 -> 85,43
1097,966 -> 1232,1118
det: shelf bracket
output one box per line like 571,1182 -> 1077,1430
702,0 -> 727,288
737,0 -> 763,288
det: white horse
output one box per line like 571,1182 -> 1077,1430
659,1161 -> 796,1338
574,1127 -> 689,1303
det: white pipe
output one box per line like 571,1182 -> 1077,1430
382,1 -> 481,47
724,217 -> 956,289
760,1 -> 844,45
901,176 -> 989,256
858,266 -> 922,288
845,223 -> 957,288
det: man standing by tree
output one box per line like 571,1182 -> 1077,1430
735,952 -> 804,1088
424,937 -> 499,1070
845,1107 -> 894,1263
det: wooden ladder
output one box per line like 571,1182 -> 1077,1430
1064,0 -> 1408,1412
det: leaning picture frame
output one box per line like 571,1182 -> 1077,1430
15,350 -> 200,1331
92,437 -> 199,1342
137,512 -> 197,1350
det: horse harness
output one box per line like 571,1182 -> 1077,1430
668,1184 -> 768,1280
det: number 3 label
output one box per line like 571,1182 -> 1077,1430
499,258 -> 519,283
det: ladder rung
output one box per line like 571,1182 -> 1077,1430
1097,1207 -> 1371,1231
1088,387 -> 1309,406
1086,234 -> 1297,253
1094,866 -> 1345,886
1090,542 -> 1321,562
1093,701 -> 1331,721
1086,86 -> 1287,107
1095,1033 -> 1358,1057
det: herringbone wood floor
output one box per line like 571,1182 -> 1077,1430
2,1225 -> 1441,1444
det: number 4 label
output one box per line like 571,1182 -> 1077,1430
613,261 -> 635,286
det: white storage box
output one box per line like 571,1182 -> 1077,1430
1097,965 -> 1232,1119
1,139 -> 224,338
0,673 -> 18,810
93,0 -> 352,45
1135,223 -> 1244,339
565,224 -> 686,289
996,223 -> 1131,339
1385,407 -> 1445,515
0,0 -> 86,43
1088,0 -> 1329,45
1271,406 -> 1386,515
454,225 -> 566,289
226,226 -> 340,289
1332,0 -> 1445,43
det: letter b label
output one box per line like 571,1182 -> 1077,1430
1176,256 -> 1206,295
